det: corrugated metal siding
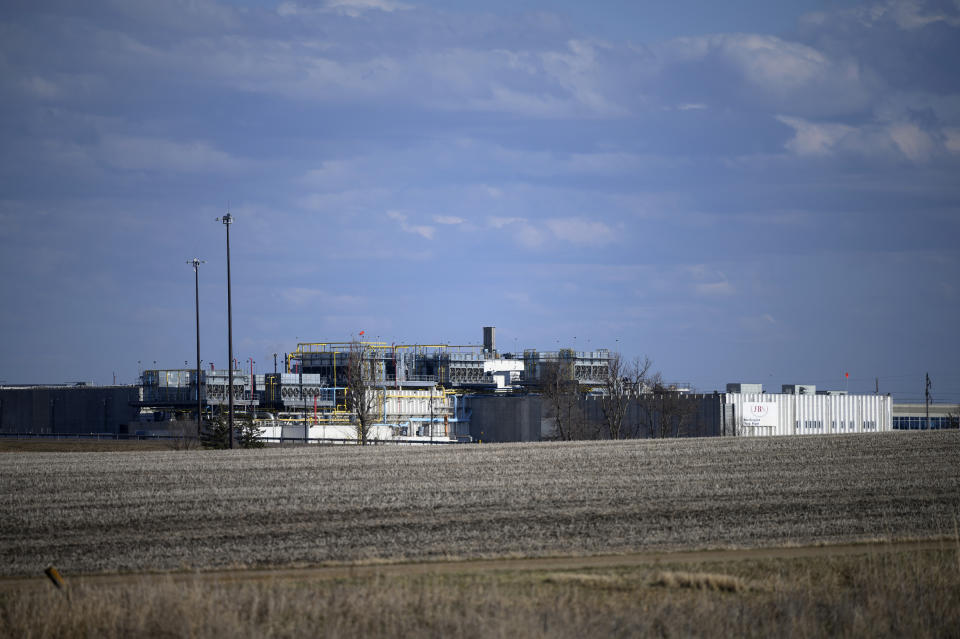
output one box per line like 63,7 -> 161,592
726,393 -> 892,437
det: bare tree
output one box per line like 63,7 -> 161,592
346,340 -> 376,445
540,359 -> 592,440
646,383 -> 698,438
600,354 -> 655,439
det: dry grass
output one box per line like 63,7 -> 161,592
1,431 -> 958,577
2,546 -> 958,638
651,570 -> 749,592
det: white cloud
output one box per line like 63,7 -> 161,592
687,265 -> 735,297
23,76 -> 60,99
944,128 -> 960,154
777,116 -> 854,156
280,288 -> 365,308
486,217 -> 543,247
386,210 -> 435,239
278,0 -> 412,18
433,215 -> 464,225
546,217 -> 616,246
777,115 -> 945,162
488,216 -> 526,229
888,123 -> 936,163
885,0 -> 960,30
97,135 -> 249,173
300,160 -> 358,188
739,313 -> 777,332
654,33 -> 877,117
695,280 -> 735,296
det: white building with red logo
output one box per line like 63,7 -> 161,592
725,383 -> 892,436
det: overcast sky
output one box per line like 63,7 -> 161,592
1,0 -> 958,401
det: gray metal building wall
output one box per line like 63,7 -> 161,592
468,395 -> 542,442
0,386 -> 140,434
468,393 -> 725,442
579,393 -> 724,438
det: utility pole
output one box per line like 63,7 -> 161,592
300,352 -> 306,443
273,353 -> 277,375
925,373 -> 931,430
216,212 -> 235,448
188,258 -> 206,438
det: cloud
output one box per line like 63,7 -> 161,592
486,217 -> 544,247
386,210 -> 435,239
545,217 -> 616,246
739,313 -> 777,332
695,280 -> 735,296
776,116 -> 855,156
97,135 -> 250,173
865,0 -> 960,30
687,265 -> 735,297
650,32 -> 879,117
280,288 -> 365,308
945,128 -> 960,153
278,0 -> 412,18
488,216 -> 526,229
888,122 -> 936,162
22,76 -> 60,99
777,115 -> 944,162
433,215 -> 464,225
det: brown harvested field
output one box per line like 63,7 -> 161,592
0,438 -> 172,453
2,431 -> 958,578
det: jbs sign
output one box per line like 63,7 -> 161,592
741,402 -> 778,428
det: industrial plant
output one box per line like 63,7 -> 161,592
0,326 -> 956,443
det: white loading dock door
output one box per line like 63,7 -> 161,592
727,393 -> 892,437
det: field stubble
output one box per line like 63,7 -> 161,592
1,432 -> 959,577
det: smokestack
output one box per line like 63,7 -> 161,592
483,326 -> 496,353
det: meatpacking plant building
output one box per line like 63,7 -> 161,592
723,384 -> 892,437
0,326 -> 929,441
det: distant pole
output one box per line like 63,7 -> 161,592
273,353 -> 277,375
189,258 -> 206,437
925,373 -> 931,430
217,212 -> 235,448
300,352 -> 306,443
248,357 -> 255,415
875,377 -> 878,395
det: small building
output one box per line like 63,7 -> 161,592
892,403 -> 959,430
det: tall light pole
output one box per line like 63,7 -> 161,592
216,212 -> 235,449
188,258 -> 206,438
248,357 -> 255,412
